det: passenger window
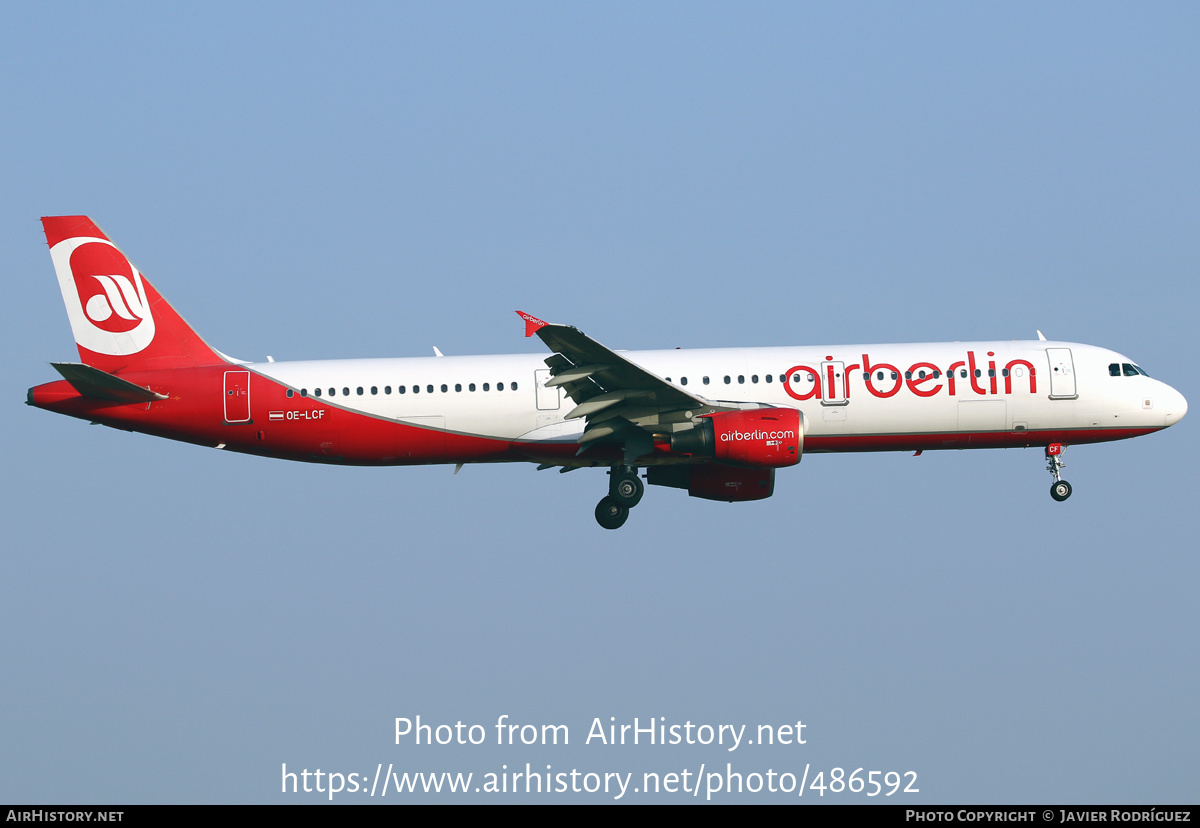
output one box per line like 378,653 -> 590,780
988,369 -> 995,378
960,370 -> 967,379
329,388 -> 336,396
703,377 -> 710,385
737,375 -> 745,384
413,385 -> 419,394
343,387 -> 350,396
426,385 -> 434,393
904,372 -> 912,380
469,383 -> 476,391
385,386 -> 391,394
497,382 -> 504,391
765,374 -> 772,383
511,382 -> 517,391
357,387 -> 364,395
441,384 -> 448,392
455,383 -> 462,392
287,389 -> 294,398
301,389 -> 308,397
1001,369 -> 1009,377
724,376 -> 731,384
681,377 -> 688,385
1109,363 -> 1121,377
973,370 -> 980,378
483,383 -> 490,391
314,388 -> 322,397
371,386 -> 377,395
876,371 -> 884,381
399,385 -> 406,394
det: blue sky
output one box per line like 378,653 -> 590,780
1,3 -> 1197,803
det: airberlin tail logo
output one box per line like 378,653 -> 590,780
80,272 -> 147,331
51,236 -> 156,356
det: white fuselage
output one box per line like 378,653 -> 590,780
249,340 -> 1187,454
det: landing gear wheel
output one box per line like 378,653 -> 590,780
1050,480 -> 1072,502
595,496 -> 629,530
610,471 -> 644,508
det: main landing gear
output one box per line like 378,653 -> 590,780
595,466 -> 644,529
1045,444 -> 1072,502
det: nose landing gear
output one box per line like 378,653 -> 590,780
1046,444 -> 1072,501
595,466 -> 644,529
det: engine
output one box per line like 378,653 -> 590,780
646,408 -> 801,503
669,407 -> 802,468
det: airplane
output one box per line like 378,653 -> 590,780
27,216 -> 1188,529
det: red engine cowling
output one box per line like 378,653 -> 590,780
670,407 -> 802,468
688,464 -> 775,502
646,464 -> 776,502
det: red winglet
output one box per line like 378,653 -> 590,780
516,310 -> 547,338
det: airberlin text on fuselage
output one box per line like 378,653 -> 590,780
784,350 -> 1038,402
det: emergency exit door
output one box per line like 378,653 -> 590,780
534,369 -> 561,411
820,360 -> 848,405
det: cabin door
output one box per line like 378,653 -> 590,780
224,371 -> 251,422
1046,348 -> 1077,399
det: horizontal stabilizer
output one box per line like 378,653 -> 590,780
51,362 -> 168,403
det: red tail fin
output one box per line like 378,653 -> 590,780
42,216 -> 224,373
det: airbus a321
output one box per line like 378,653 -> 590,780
27,216 -> 1188,529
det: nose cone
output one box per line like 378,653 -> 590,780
1162,384 -> 1188,426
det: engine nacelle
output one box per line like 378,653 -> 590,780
646,464 -> 776,502
670,407 -> 802,468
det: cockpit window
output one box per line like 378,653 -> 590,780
1111,362 -> 1151,378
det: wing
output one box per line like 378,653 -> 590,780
517,311 -> 736,464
